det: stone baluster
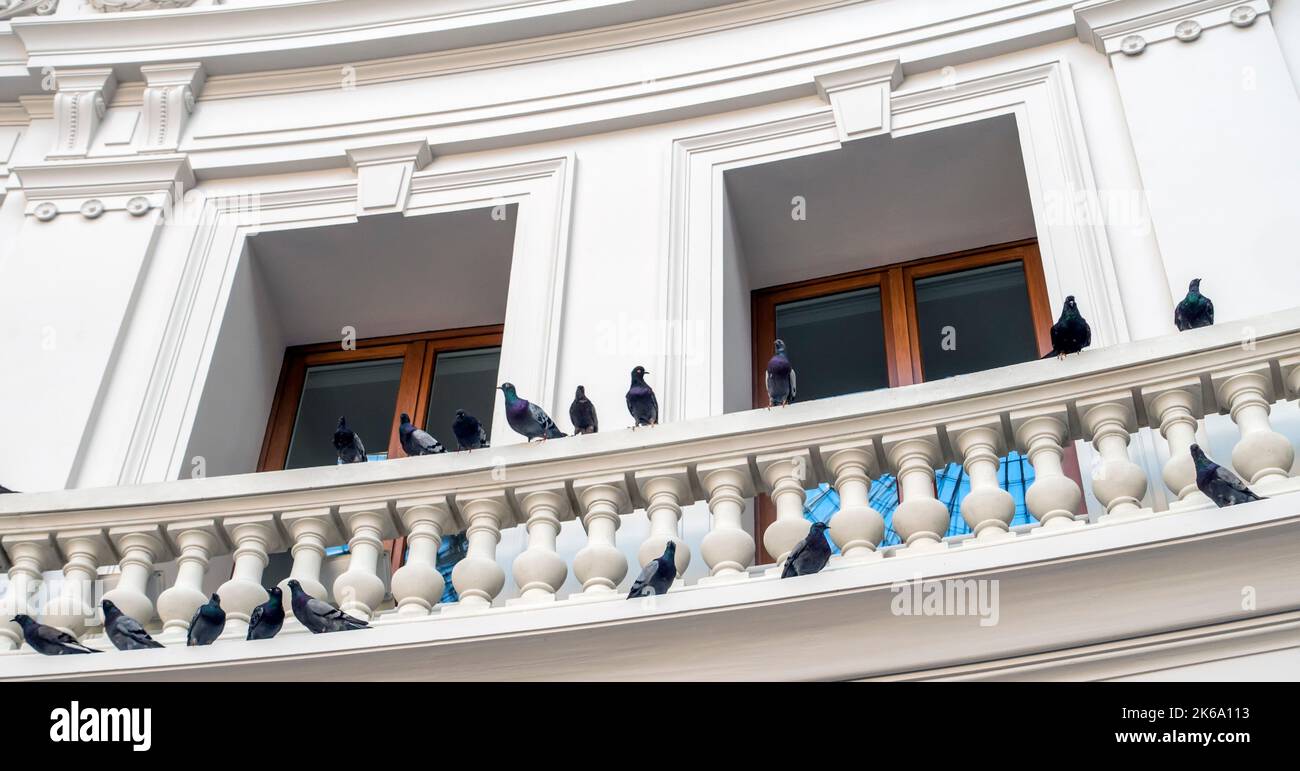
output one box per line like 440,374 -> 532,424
217,514 -> 281,636
882,429 -> 949,554
571,475 -> 632,597
156,520 -> 222,642
1011,407 -> 1084,530
392,496 -> 456,615
446,492 -> 509,612
634,467 -> 692,577
100,526 -> 169,630
697,458 -> 756,582
819,440 -> 886,560
279,508 -> 341,601
1079,392 -> 1150,521
948,418 -> 1016,542
1140,378 -> 1211,509
1212,365 -> 1295,493
756,450 -> 814,567
511,484 -> 572,604
332,502 -> 397,621
42,530 -> 111,638
0,534 -> 56,650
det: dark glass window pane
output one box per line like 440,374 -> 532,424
913,261 -> 1039,381
424,347 -> 501,443
774,287 -> 888,400
284,358 -> 404,469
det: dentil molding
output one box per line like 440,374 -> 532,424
1074,0 -> 1270,57
13,153 -> 194,220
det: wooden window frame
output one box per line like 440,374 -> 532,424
750,238 -> 1072,562
257,324 -> 504,472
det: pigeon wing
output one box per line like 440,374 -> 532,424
412,427 -> 443,453
117,614 -> 157,646
248,603 -> 265,628
649,387 -> 659,423
1205,295 -> 1214,324
1213,464 -> 1255,495
628,560 -> 658,595
306,597 -> 343,620
789,367 -> 797,400
1174,300 -> 1189,330
529,402 -> 558,434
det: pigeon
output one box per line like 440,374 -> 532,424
1190,444 -> 1266,508
452,409 -> 489,451
1041,295 -> 1092,360
102,599 -> 163,651
625,366 -> 659,428
187,593 -> 225,646
1174,278 -> 1215,331
398,413 -> 445,456
333,416 -> 367,464
766,339 -> 797,407
0,484 -> 16,494
10,614 -> 100,655
569,385 -> 599,434
286,579 -> 369,633
627,541 -> 677,599
246,586 -> 285,641
781,521 -> 833,579
499,383 -> 566,442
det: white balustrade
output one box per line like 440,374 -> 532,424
756,450 -> 814,566
819,440 -> 885,560
41,530 -> 110,637
217,514 -> 282,636
99,526 -> 169,630
1012,408 -> 1085,531
392,497 -> 455,615
0,534 -> 55,650
634,467 -> 692,577
1212,365 -> 1296,493
446,492 -> 509,612
698,458 -> 756,581
1140,378 -> 1211,509
511,484 -> 571,604
279,508 -> 340,601
332,502 -> 397,621
1079,392 -> 1150,520
156,520 -> 222,641
882,430 -> 948,554
572,475 -> 631,597
949,419 -> 1016,542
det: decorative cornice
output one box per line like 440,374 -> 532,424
0,0 -> 57,22
12,153 -> 194,220
1073,0 -> 1270,56
89,0 -> 198,10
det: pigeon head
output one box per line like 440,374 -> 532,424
631,366 -> 649,383
1065,295 -> 1076,307
11,614 -> 33,627
663,541 -> 677,559
1189,278 -> 1202,292
337,416 -> 349,430
455,409 -> 467,418
287,579 -> 302,594
267,586 -> 283,602
498,383 -> 518,400
208,593 -> 221,606
1189,443 -> 1211,467
575,385 -> 586,399
101,599 -> 120,618
400,413 -> 412,425
810,521 -> 831,534
774,339 -> 786,355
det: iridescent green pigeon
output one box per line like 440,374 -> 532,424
1190,444 -> 1266,508
1174,278 -> 1214,331
1041,295 -> 1091,360
246,586 -> 285,641
498,382 -> 566,441
187,593 -> 226,646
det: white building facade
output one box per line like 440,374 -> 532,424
1,0 -> 1300,680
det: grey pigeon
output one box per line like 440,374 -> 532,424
10,614 -> 100,655
1041,295 -> 1091,359
781,521 -> 832,579
102,599 -> 163,650
766,339 -> 797,407
333,416 -> 367,464
187,593 -> 225,646
246,586 -> 285,641
499,383 -> 566,441
569,385 -> 599,434
1191,444 -> 1266,508
398,413 -> 445,456
627,541 -> 677,599
287,579 -> 369,633
625,366 -> 659,428
0,484 -> 16,494
1174,278 -> 1214,331
451,409 -> 489,451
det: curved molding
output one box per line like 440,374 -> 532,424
89,0 -> 198,10
0,0 -> 56,22
1074,0 -> 1272,56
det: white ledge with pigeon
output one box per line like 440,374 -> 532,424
2,308 -> 1299,681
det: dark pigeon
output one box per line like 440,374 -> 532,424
1041,295 -> 1092,360
625,366 -> 659,428
187,593 -> 225,646
398,413 -> 445,456
287,579 -> 369,634
1174,278 -> 1215,331
452,409 -> 489,451
1190,444 -> 1266,508
569,385 -> 599,434
627,541 -> 677,599
333,416 -> 367,464
246,586 -> 285,641
499,382 -> 566,442
781,521 -> 832,579
0,484 -> 16,494
10,614 -> 100,655
766,339 -> 797,407
102,599 -> 163,651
